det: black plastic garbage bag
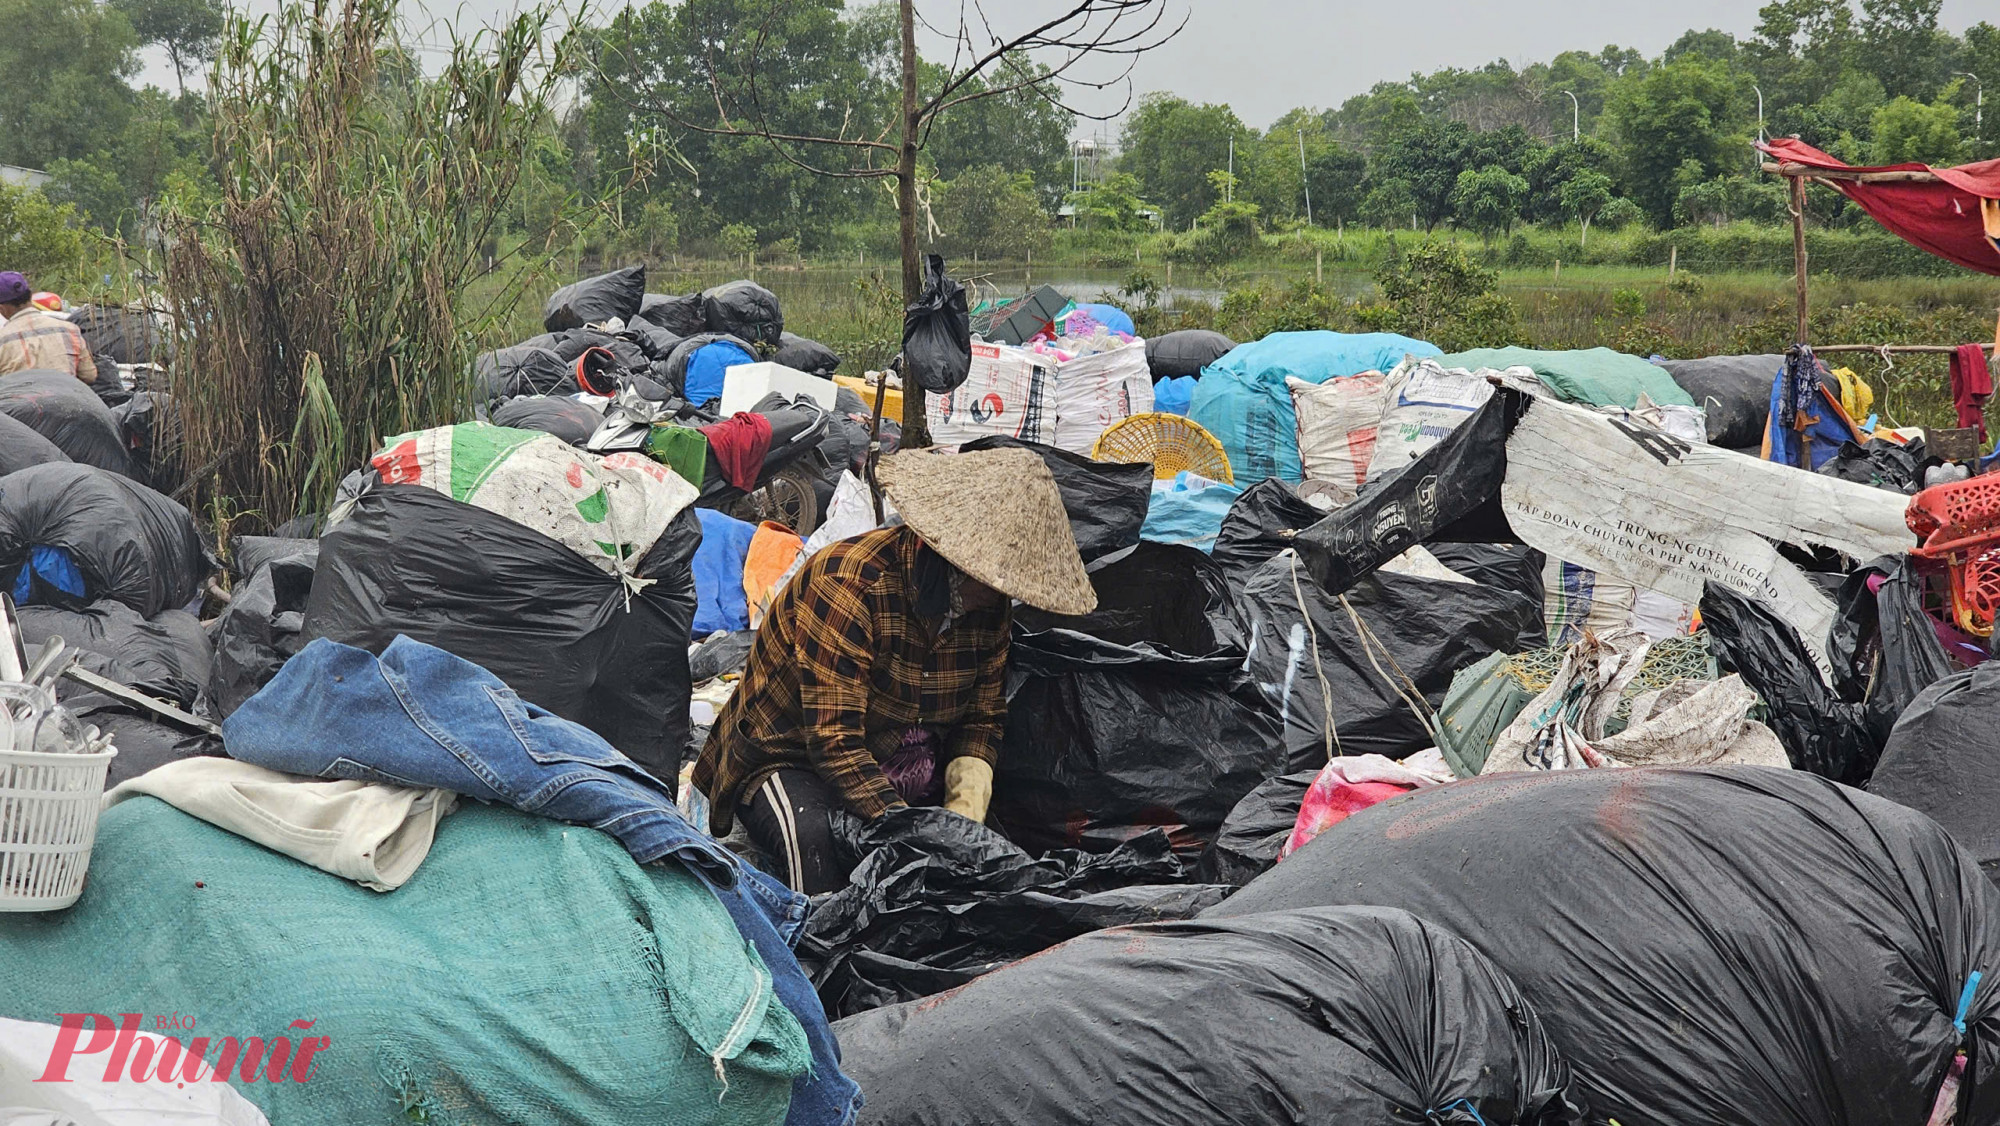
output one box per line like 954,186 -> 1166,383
303,485 -> 699,778
18,601 -> 210,706
1818,436 -> 1931,493
0,411 -> 69,476
475,345 -> 573,405
1197,768 -> 1315,885
1829,555 -> 1958,747
960,435 -> 1150,562
1658,354 -> 1781,448
901,254 -> 970,393
689,630 -> 755,683
112,391 -> 183,493
637,292 -> 707,337
701,280 -> 783,347
490,395 -> 605,448
81,702 -> 223,787
542,264 -> 646,332
1211,477 -> 1323,579
1700,583 -> 1877,782
619,320 -> 681,362
995,544 -> 1283,855
229,535 -> 317,579
1210,766 -> 2000,1126
0,463 -> 207,617
1144,328 -> 1237,380
1872,663 -> 2000,885
773,332 -> 841,377
800,806 -> 1225,1018
0,369 -> 136,477
212,556 -> 316,718
836,904 -> 1583,1126
1238,552 -> 1539,768
548,327 -> 650,376
1293,390 -> 1527,594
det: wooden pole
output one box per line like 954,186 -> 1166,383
1791,174 -> 1809,345
1814,343 -> 1998,354
1761,161 -> 1944,183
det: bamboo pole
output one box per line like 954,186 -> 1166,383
1761,161 -> 1944,183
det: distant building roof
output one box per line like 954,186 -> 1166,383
0,165 -> 50,189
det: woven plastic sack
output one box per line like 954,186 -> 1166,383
1051,341 -> 1152,454
1364,358 -> 1498,482
370,423 -> 695,587
1289,372 -> 1387,501
927,341 -> 1052,446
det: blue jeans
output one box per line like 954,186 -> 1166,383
225,634 -> 859,1126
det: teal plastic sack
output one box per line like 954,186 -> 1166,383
1439,346 -> 1696,409
0,799 -> 807,1126
1191,331 -> 1440,483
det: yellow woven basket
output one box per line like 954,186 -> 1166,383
1091,412 -> 1234,483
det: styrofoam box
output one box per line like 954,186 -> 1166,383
720,361 -> 840,416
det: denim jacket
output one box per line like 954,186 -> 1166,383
224,635 -> 859,1126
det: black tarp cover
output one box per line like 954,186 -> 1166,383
1209,766 -> 2000,1126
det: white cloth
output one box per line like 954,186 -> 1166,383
106,760 -> 456,892
0,1017 -> 269,1125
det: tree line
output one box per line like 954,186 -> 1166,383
2,0 -> 1996,266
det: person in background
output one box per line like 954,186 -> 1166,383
0,272 -> 92,381
694,446 -> 1096,894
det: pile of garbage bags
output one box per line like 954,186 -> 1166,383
13,278 -> 2000,1126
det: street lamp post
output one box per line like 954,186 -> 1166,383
1562,90 -> 1579,142
1753,85 -> 1766,142
1957,73 -> 1984,141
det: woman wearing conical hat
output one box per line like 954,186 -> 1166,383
693,446 -> 1094,894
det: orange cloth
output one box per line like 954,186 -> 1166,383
743,520 -> 804,628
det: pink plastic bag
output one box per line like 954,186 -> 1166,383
1281,753 -> 1452,859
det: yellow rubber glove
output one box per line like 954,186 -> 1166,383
940,757 -> 994,824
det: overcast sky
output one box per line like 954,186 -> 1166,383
136,0 -> 1991,132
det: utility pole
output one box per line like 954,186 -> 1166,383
1957,73 -> 1984,141
1562,90 -> 1578,143
1226,134 -> 1234,202
1297,129 -> 1312,226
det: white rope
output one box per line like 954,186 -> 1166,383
1286,551 -> 1342,762
1336,589 -> 1441,742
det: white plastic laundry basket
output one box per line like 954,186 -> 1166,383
0,744 -> 116,911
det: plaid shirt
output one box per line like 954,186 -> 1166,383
695,525 -> 1010,834
0,307 -> 91,381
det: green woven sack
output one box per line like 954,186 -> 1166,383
0,799 -> 807,1125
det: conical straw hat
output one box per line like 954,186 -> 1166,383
876,447 -> 1096,615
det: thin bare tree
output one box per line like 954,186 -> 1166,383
596,0 -> 1184,442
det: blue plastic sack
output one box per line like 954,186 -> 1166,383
11,544 -> 86,605
1191,332 -> 1440,484
685,340 -> 757,406
692,509 -> 756,635
1153,375 -> 1195,416
1140,473 -> 1245,552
